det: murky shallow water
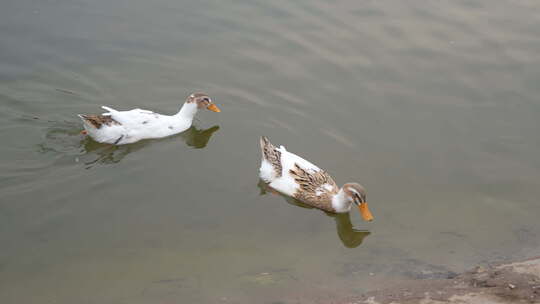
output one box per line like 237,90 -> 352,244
1,0 -> 540,303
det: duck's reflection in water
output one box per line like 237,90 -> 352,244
40,121 -> 220,168
81,125 -> 220,168
257,180 -> 370,248
178,125 -> 220,149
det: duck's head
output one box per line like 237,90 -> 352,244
343,183 -> 374,222
187,92 -> 221,112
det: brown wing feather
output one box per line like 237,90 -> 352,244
260,136 -> 282,177
81,114 -> 120,129
289,163 -> 338,212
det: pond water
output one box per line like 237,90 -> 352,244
1,0 -> 540,303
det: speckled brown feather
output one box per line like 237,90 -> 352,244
289,163 -> 339,212
80,114 -> 120,129
260,136 -> 282,177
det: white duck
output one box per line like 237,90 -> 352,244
79,93 -> 220,145
259,136 -> 374,221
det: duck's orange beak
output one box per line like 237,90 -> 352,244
358,202 -> 374,222
207,104 -> 221,112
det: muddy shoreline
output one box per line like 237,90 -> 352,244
336,257 -> 540,304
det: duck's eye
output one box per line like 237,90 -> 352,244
202,97 -> 210,102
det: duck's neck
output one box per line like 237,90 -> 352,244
331,188 -> 352,213
176,102 -> 198,120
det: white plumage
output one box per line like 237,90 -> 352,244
262,145 -> 322,197
78,93 -> 220,145
258,136 -> 374,221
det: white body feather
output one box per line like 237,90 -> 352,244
331,189 -> 352,213
259,159 -> 276,183
259,144 -> 322,197
259,139 -> 354,213
79,103 -> 198,145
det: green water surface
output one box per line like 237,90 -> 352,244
1,0 -> 540,303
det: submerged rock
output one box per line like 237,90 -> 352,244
239,269 -> 296,286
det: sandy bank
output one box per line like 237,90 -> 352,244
341,257 -> 540,304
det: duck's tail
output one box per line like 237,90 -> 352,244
101,106 -> 117,114
77,113 -> 119,129
78,114 -> 96,129
260,136 -> 274,158
259,136 -> 282,180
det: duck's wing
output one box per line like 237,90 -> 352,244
288,163 -> 338,195
288,162 -> 339,211
269,142 -> 338,207
100,106 -> 160,126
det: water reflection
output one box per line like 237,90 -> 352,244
258,180 -> 370,248
82,125 -> 220,168
40,120 -> 220,168
178,125 -> 220,149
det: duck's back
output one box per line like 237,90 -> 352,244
81,107 -> 191,144
259,137 -> 339,211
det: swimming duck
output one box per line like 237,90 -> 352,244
259,136 -> 374,221
79,93 -> 220,145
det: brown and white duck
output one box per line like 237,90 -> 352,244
79,92 -> 220,145
259,136 -> 374,221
